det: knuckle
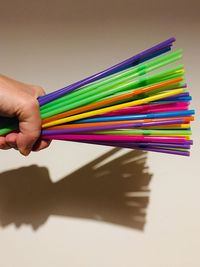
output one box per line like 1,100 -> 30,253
32,85 -> 45,96
23,98 -> 39,112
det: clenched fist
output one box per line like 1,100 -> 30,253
0,74 -> 50,155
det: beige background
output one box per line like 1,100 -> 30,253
0,1 -> 200,266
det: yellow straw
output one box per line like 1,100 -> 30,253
43,88 -> 185,128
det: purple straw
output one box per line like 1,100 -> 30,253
42,118 -> 184,135
47,138 -> 190,156
73,140 -> 191,156
140,147 -> 190,156
77,140 -> 192,149
38,38 -> 176,106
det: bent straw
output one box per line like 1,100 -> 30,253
104,105 -> 189,117
141,124 -> 191,130
93,129 -> 192,137
77,110 -> 195,123
138,147 -> 190,156
41,49 -> 182,112
47,116 -> 194,130
46,88 -> 187,127
42,77 -> 183,124
41,60 -> 184,120
43,134 -> 187,143
42,88 -> 186,128
73,141 -> 190,156
59,139 -> 191,156
38,38 -> 176,105
41,62 -> 184,119
41,118 -> 184,135
94,102 -> 189,117
0,114 -> 193,137
155,95 -> 192,103
85,141 -> 192,149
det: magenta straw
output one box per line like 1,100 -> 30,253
38,38 -> 175,106
98,102 -> 189,117
43,134 -> 186,143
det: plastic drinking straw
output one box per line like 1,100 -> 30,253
53,94 -> 189,122
41,63 -> 184,119
0,115 -> 193,137
38,37 -> 176,105
76,139 -> 192,153
66,140 -> 190,156
154,95 -> 192,103
153,92 -> 190,102
76,110 -> 195,123
47,116 -> 193,131
47,123 -> 191,131
142,124 -> 190,130
41,49 -> 182,111
41,118 -> 184,135
85,141 -> 192,149
0,120 -> 18,136
95,102 -> 189,117
138,147 -> 190,156
42,134 -> 187,143
47,117 -> 193,131
39,46 -> 173,106
143,105 -> 189,114
39,45 -> 173,107
42,88 -> 186,128
41,62 -> 184,119
105,103 -> 189,116
92,129 -> 191,137
42,76 -> 184,123
43,77 -> 183,124
73,138 -> 193,148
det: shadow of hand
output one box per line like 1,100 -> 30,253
0,148 -> 152,230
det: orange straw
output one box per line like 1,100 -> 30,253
42,77 -> 183,125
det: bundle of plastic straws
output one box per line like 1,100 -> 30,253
0,37 -> 195,156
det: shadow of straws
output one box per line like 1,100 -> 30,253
0,148 -> 152,231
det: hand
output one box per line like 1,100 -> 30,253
0,74 -> 50,155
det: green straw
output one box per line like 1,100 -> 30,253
41,50 -> 182,112
93,129 -> 192,136
0,121 -> 18,136
41,65 -> 184,119
100,80 -> 185,104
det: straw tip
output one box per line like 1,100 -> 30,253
169,37 -> 176,42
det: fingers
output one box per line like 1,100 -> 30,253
4,132 -> 18,149
3,133 -> 52,153
0,74 -> 51,155
0,95 -> 48,155
0,136 -> 12,150
16,99 -> 42,156
32,139 -> 52,151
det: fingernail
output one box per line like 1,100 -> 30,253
20,147 -> 31,156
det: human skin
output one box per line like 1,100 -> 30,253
0,74 -> 50,156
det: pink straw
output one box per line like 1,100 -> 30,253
43,134 -> 187,143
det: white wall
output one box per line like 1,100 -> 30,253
0,1 -> 200,266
